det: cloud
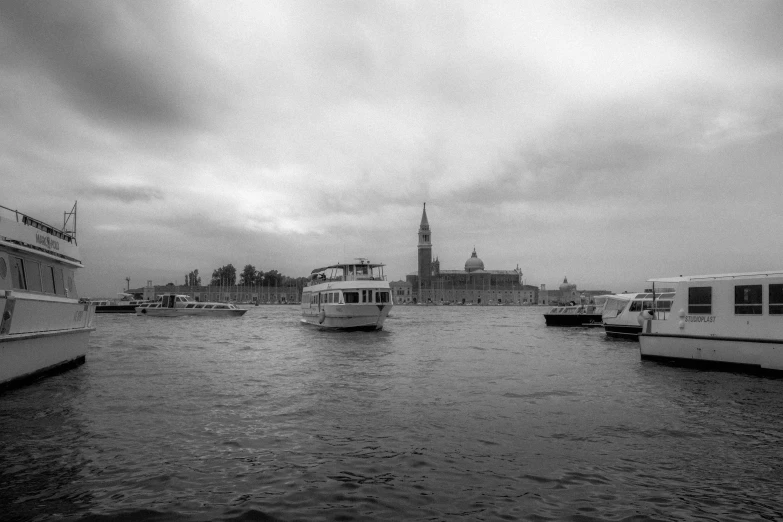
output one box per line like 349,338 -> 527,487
3,0 -> 783,296
0,1 -> 220,132
87,183 -> 164,204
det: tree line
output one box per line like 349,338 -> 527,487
184,265 -> 308,288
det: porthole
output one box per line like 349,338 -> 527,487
0,257 -> 6,279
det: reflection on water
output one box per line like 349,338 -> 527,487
1,306 -> 782,521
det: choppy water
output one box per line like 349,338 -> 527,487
2,306 -> 782,521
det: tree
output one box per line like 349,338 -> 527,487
211,264 -> 236,286
262,269 -> 282,287
186,269 -> 201,286
239,264 -> 258,286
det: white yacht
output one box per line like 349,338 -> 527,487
91,293 -> 150,313
602,290 -> 675,340
639,271 -> 783,371
300,259 -> 392,331
135,294 -> 247,317
0,203 -> 96,390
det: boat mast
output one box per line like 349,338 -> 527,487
63,201 -> 77,238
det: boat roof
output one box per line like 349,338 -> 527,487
648,270 -> 783,283
311,261 -> 385,274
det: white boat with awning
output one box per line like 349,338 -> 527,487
300,259 -> 392,331
135,294 -> 247,317
0,202 -> 96,390
602,290 -> 675,340
639,271 -> 783,371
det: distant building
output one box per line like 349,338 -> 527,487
405,204 -> 534,305
537,277 -> 612,306
140,280 -> 301,304
389,280 -> 413,304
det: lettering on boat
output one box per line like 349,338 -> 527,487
36,233 -> 59,251
685,315 -> 716,323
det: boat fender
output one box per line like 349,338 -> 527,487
639,310 -> 653,324
318,310 -> 326,324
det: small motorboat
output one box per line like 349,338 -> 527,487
135,294 -> 247,317
543,295 -> 609,327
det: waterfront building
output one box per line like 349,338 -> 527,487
138,281 -> 301,304
405,204 -> 535,305
537,278 -> 612,306
389,280 -> 413,304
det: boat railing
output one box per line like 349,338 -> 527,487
307,274 -> 387,285
0,204 -> 76,244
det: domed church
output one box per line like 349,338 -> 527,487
406,204 -> 538,305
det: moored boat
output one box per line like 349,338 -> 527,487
91,293 -> 150,313
639,271 -> 783,371
300,259 -> 392,331
0,203 -> 96,390
135,294 -> 247,317
602,290 -> 675,340
543,295 -> 609,327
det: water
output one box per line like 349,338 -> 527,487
2,306 -> 782,521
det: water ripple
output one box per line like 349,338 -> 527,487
1,306 -> 783,521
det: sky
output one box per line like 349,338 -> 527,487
2,0 -> 782,297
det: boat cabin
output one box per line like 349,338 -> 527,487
603,291 -> 675,320
308,259 -> 387,286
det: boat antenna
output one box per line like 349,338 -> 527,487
63,201 -> 77,238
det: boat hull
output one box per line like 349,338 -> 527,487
301,304 -> 391,331
1,327 -> 93,390
604,323 -> 642,339
639,333 -> 783,371
136,308 -> 247,317
96,304 -> 138,313
544,313 -> 603,327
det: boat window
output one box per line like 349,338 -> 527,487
659,293 -> 675,299
344,291 -> 359,304
22,259 -> 42,292
9,256 -> 27,290
688,287 -> 712,314
196,304 -> 205,308
629,301 -> 644,312
376,291 -> 390,303
41,265 -> 56,294
53,267 -> 65,296
735,285 -> 762,315
770,284 -> 783,315
655,300 -> 673,311
185,304 -> 196,308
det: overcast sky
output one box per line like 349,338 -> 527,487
3,0 -> 782,296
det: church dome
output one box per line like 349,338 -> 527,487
559,276 -> 576,292
465,248 -> 485,272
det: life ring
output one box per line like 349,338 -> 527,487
318,310 -> 326,324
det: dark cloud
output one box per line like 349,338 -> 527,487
89,184 -> 164,204
0,1 -> 216,132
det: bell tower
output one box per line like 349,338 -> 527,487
417,203 -> 432,286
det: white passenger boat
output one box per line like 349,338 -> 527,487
602,290 -> 675,340
300,259 -> 392,331
543,295 -> 609,327
639,271 -> 783,371
91,293 -> 150,313
135,294 -> 247,317
0,203 -> 96,390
